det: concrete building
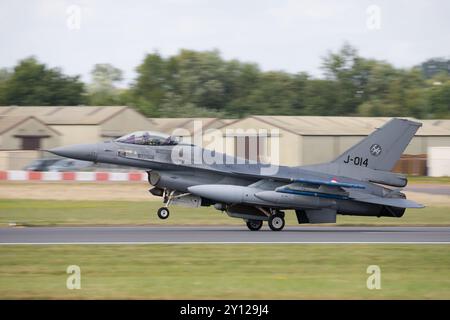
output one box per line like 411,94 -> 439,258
150,117 -> 236,149
0,115 -> 62,170
0,115 -> 61,150
0,106 -> 152,145
421,119 -> 450,131
216,116 -> 450,167
151,117 -> 235,137
1,106 -> 449,175
428,147 -> 450,177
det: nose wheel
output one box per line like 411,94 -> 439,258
157,207 -> 170,219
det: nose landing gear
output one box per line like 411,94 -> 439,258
156,189 -> 175,220
157,207 -> 170,219
155,189 -> 192,220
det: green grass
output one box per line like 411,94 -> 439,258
407,176 -> 450,184
0,245 -> 448,299
0,199 -> 449,227
0,199 -> 241,226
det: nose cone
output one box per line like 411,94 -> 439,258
48,144 -> 98,162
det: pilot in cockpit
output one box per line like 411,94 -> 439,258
115,131 -> 179,146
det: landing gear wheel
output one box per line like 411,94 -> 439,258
157,207 -> 170,219
246,220 -> 263,231
268,214 -> 285,231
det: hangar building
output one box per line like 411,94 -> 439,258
216,116 -> 450,171
0,115 -> 61,150
0,106 -> 152,146
0,106 -> 449,175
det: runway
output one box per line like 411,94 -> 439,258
0,226 -> 449,244
406,184 -> 450,196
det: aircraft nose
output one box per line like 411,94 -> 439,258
48,144 -> 98,162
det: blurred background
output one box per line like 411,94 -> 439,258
0,0 -> 449,300
0,1 -> 449,176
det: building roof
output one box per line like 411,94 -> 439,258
1,107 -> 448,137
224,116 -> 450,136
421,119 -> 450,130
0,115 -> 61,135
150,117 -> 236,135
0,106 -> 129,125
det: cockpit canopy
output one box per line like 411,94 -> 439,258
115,131 -> 179,146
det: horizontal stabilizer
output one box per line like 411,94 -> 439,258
350,192 -> 424,208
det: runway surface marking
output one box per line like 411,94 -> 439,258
1,242 -> 449,245
0,226 -> 449,244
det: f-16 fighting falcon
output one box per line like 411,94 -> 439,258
48,118 -> 424,231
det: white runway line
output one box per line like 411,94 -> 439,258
1,241 -> 450,245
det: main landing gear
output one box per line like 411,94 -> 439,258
245,210 -> 286,231
246,220 -> 263,231
268,213 -> 285,231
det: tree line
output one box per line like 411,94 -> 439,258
0,44 -> 449,119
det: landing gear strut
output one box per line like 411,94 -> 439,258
156,189 -> 175,220
246,219 -> 263,231
268,213 -> 285,231
156,189 -> 192,220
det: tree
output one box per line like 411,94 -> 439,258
131,52 -> 173,115
132,49 -> 233,116
87,63 -> 124,105
1,57 -> 85,106
0,68 -> 11,105
302,79 -> 339,115
118,46 -> 450,118
233,71 -> 297,116
421,58 -> 450,79
426,73 -> 450,118
221,61 -> 262,117
321,43 -> 370,115
91,64 -> 122,88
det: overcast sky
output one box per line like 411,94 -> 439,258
1,0 -> 449,85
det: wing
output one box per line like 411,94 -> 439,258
274,177 -> 365,200
274,178 -> 424,209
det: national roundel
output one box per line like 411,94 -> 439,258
370,144 -> 382,157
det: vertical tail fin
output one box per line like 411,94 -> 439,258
332,118 -> 422,171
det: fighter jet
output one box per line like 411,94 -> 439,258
48,118 -> 424,231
